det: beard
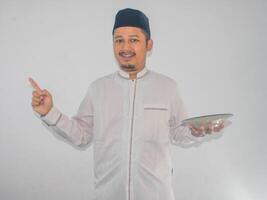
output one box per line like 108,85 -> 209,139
120,64 -> 136,72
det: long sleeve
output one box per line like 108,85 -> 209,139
169,83 -> 204,146
39,86 -> 94,147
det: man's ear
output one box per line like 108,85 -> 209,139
146,39 -> 153,51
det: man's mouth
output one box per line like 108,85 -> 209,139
119,52 -> 136,60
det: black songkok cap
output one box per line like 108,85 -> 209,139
112,8 -> 151,39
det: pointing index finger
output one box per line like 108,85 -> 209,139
28,77 -> 42,92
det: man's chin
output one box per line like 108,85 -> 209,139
120,64 -> 136,72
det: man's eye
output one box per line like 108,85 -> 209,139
130,39 -> 139,43
115,39 -> 123,43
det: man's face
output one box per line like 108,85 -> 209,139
113,26 -> 153,74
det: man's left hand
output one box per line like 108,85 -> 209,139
189,122 -> 225,137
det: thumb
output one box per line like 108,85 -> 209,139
41,89 -> 51,97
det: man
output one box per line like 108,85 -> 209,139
29,8 -> 224,200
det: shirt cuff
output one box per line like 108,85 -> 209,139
41,106 -> 62,126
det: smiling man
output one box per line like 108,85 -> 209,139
113,26 -> 152,79
30,8 -> 223,200
112,9 -> 153,80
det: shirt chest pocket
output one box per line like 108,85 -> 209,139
142,104 -> 170,142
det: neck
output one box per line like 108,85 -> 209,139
128,66 -> 145,80
129,72 -> 137,80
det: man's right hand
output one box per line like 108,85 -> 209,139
29,77 -> 53,116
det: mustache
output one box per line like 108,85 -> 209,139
119,51 -> 136,56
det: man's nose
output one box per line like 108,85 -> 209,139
122,41 -> 132,51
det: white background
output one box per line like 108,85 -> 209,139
0,0 -> 266,199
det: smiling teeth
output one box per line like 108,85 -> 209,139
120,52 -> 135,57
123,54 -> 134,57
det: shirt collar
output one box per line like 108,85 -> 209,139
118,67 -> 148,79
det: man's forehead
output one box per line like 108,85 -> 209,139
113,27 -> 145,37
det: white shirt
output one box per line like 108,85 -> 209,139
40,67 -> 202,200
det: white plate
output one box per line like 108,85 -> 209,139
181,113 -> 233,128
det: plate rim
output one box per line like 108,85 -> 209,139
181,113 -> 233,124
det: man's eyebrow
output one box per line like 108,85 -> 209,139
114,35 -> 123,39
114,35 -> 140,39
